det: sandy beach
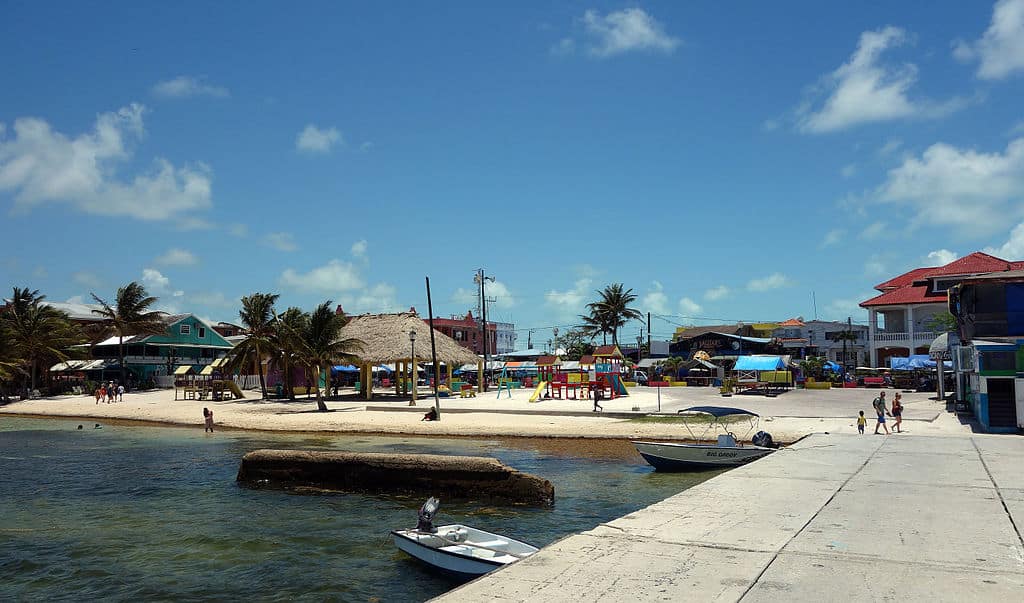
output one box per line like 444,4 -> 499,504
0,384 -> 975,443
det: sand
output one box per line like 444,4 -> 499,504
0,384 -> 974,443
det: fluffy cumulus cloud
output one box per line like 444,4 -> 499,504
642,281 -> 670,314
926,249 -> 959,266
141,268 -> 171,293
155,248 -> 198,266
704,285 -> 730,301
349,283 -> 399,313
151,76 -> 229,99
351,239 -> 368,258
953,0 -> 1024,80
876,137 -> 1024,235
279,259 -> 364,293
557,8 -> 680,58
747,273 -> 792,292
985,222 -> 1024,258
0,103 -> 213,221
678,297 -> 702,315
265,232 -> 297,252
545,278 -> 593,319
797,27 -> 966,133
295,124 -> 342,153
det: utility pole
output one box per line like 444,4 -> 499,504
474,269 -> 495,392
647,312 -> 651,357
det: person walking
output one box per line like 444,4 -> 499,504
872,391 -> 890,435
94,387 -> 102,404
203,407 -> 214,433
857,410 -> 866,434
891,392 -> 904,433
100,385 -> 108,404
117,384 -> 125,402
593,385 -> 604,412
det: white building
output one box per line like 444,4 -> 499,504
493,321 -> 517,354
772,318 -> 867,366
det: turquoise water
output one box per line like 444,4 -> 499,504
0,417 -> 720,602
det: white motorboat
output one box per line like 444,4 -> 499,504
633,406 -> 777,471
391,498 -> 538,579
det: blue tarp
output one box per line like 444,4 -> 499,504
823,361 -> 843,373
889,356 -> 952,370
678,406 -> 760,418
733,355 -> 786,371
332,365 -> 359,373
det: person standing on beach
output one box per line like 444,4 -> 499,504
100,385 -> 108,404
95,387 -> 102,404
117,384 -> 124,402
203,407 -> 214,432
891,392 -> 904,433
872,391 -> 889,435
857,410 -> 866,434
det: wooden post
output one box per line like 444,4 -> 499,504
477,360 -> 484,393
411,357 -> 418,404
364,363 -> 373,401
447,362 -> 453,384
395,361 -> 401,396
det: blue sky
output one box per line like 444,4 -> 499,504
3,1 -> 1024,346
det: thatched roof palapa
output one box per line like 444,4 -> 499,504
337,312 -> 480,366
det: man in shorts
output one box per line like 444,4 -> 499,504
872,391 -> 890,435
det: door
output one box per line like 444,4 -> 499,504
986,378 -> 1017,428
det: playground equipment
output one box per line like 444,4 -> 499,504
495,366 -> 513,399
528,381 -> 548,402
593,345 -> 629,400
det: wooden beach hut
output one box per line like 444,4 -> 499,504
336,312 -> 481,402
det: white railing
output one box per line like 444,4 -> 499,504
913,331 -> 940,343
873,331 -> 941,344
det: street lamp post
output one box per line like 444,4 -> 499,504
409,329 -> 417,406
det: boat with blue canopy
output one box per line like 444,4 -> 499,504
632,406 -> 777,471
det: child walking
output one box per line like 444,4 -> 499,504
203,407 -> 214,433
857,410 -> 866,434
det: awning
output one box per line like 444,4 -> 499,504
199,365 -> 215,376
678,406 -> 759,418
174,365 -> 194,375
733,355 -> 786,371
928,332 -> 959,360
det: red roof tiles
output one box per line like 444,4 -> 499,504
861,252 -> 1023,308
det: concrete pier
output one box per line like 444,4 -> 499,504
438,433 -> 1024,601
237,449 -> 554,506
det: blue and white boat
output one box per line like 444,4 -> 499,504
392,498 -> 538,579
633,406 -> 776,471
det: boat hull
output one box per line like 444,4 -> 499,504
633,441 -> 774,471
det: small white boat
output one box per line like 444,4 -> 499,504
633,406 -> 777,471
391,498 -> 538,579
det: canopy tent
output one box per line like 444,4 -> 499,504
928,332 -> 959,360
733,355 -> 786,371
677,405 -> 760,418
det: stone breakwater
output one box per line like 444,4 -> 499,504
236,449 -> 555,507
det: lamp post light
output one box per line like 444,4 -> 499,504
409,329 -> 417,406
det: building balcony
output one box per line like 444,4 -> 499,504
872,331 -> 941,345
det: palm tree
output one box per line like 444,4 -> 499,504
659,356 -> 686,381
578,312 -> 612,345
2,287 -> 82,390
267,306 -> 307,401
225,293 -> 280,399
91,282 -> 166,388
585,283 -> 642,347
297,301 -> 362,412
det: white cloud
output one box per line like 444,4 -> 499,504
228,223 -> 248,237
821,229 -> 845,247
859,221 -> 887,240
953,0 -> 1024,80
551,37 -> 576,56
73,271 -> 102,289
761,119 -> 780,132
545,277 -> 593,319
878,138 -> 904,156
798,27 -> 966,133
279,259 -> 364,293
824,293 -> 875,320
0,103 -> 212,221
295,124 -> 342,153
678,297 -> 702,315
141,268 -> 170,293
567,8 -> 680,58
152,76 -> 229,99
155,248 -> 198,266
877,137 -> 1024,235
350,283 -> 399,313
704,285 -> 730,301
65,295 -> 84,305
864,255 -> 887,276
925,249 -> 959,266
351,239 -> 367,258
984,222 -> 1024,258
747,273 -> 792,292
840,164 -> 857,178
266,232 -> 297,252
188,291 -> 235,308
642,281 -> 670,314
455,279 -> 517,310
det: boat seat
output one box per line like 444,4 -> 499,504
473,539 -> 507,548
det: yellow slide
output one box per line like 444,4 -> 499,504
225,381 -> 245,399
528,381 -> 548,403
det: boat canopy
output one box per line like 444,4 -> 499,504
678,405 -> 760,418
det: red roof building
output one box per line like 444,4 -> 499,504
860,252 -> 1024,366
423,311 -> 496,356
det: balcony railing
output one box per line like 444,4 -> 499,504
873,331 -> 941,344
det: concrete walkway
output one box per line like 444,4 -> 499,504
437,433 -> 1024,602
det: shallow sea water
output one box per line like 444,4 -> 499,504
0,417 -> 721,602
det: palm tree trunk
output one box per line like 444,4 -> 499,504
314,364 -> 328,412
30,360 -> 38,391
255,344 -> 267,399
118,335 -> 126,388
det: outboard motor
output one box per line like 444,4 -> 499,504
752,431 -> 775,449
416,497 -> 440,533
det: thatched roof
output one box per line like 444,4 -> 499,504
337,312 -> 480,366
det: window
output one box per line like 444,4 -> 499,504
180,324 -> 191,335
980,351 -> 1016,372
198,327 -> 206,338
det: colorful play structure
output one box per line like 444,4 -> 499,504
528,346 -> 630,402
173,358 -> 245,401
